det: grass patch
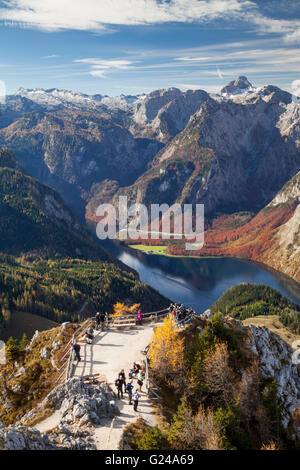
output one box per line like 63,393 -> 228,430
128,245 -> 168,255
242,315 -> 300,346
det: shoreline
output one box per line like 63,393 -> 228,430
127,243 -> 300,289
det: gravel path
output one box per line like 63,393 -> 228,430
73,323 -> 158,449
34,410 -> 61,433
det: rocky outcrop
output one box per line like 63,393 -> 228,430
20,377 -> 117,427
0,150 -> 111,260
221,76 -> 254,95
0,111 -> 162,218
183,172 -> 300,282
130,87 -> 210,143
124,82 -> 298,216
0,422 -> 56,450
14,377 -> 118,450
247,324 -> 300,428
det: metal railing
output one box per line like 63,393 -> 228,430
56,318 -> 93,384
144,353 -> 162,401
175,312 -> 195,328
56,307 -> 187,385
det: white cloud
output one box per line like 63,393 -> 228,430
177,57 -> 211,62
246,13 -> 300,43
285,29 -> 300,43
75,58 -> 135,79
0,0 -> 257,31
75,59 -> 133,69
291,79 -> 300,90
42,54 -> 58,59
216,66 -> 223,79
1,0 -> 299,45
89,70 -> 107,79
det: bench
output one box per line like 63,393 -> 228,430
113,316 -> 137,329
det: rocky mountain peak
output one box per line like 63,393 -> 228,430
221,76 -> 253,95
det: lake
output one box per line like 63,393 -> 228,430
102,241 -> 300,312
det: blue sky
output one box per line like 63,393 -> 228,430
0,0 -> 299,96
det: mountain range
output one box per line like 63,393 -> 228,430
0,76 -> 299,281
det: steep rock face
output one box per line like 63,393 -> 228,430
172,172 -> 300,281
130,87 -> 210,143
247,324 -> 300,428
221,75 -> 254,95
0,149 -> 111,259
0,111 -> 162,217
262,172 -> 300,280
0,422 -> 56,450
117,82 -> 299,216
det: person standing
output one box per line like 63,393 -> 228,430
137,371 -> 144,392
115,377 -> 123,399
85,326 -> 94,344
126,380 -> 134,405
100,312 -> 105,331
118,369 -> 126,393
137,309 -> 142,326
73,343 -> 81,362
95,312 -> 101,330
133,389 -> 141,412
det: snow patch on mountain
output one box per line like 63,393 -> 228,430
14,87 -> 140,113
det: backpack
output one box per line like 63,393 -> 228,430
126,383 -> 133,392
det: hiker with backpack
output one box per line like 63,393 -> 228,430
73,343 -> 81,362
125,380 -> 134,405
132,389 -> 141,412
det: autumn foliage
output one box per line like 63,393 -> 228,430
112,302 -> 140,317
149,315 -> 184,386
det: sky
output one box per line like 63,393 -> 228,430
0,0 -> 299,96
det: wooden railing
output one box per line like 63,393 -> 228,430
56,307 -> 185,385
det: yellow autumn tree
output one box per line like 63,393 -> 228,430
261,441 -> 278,450
149,315 -> 185,388
112,302 -> 140,317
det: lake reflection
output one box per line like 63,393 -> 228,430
102,241 -> 300,313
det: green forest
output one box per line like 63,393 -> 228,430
0,255 -> 168,333
212,283 -> 300,333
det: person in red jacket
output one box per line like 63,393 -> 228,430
137,309 -> 142,325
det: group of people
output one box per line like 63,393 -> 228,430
169,303 -> 195,323
83,312 -> 108,345
95,311 -> 107,331
115,362 -> 144,412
